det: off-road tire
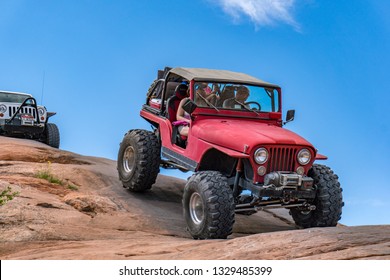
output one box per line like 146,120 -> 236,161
183,171 -> 235,239
146,80 -> 158,96
290,164 -> 343,228
117,129 -> 160,192
44,123 -> 60,148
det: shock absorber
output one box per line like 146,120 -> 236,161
233,158 -> 243,198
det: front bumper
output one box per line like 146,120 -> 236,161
1,123 -> 45,135
240,172 -> 316,200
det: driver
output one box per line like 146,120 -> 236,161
223,86 -> 249,108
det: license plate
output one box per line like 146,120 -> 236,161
21,114 -> 34,126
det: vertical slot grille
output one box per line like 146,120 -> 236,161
8,106 -> 37,119
267,147 -> 297,172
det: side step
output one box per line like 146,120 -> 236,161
160,158 -> 190,172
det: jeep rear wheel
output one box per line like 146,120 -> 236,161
117,129 -> 160,192
44,123 -> 60,148
183,171 -> 235,239
290,164 -> 343,228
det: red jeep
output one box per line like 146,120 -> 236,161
117,67 -> 343,239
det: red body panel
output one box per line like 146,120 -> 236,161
140,110 -> 249,166
192,118 -> 313,153
315,153 -> 328,160
141,107 -> 316,176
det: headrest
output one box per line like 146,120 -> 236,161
175,84 -> 188,99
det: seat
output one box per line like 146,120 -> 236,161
164,81 -> 181,102
167,95 -> 184,123
166,84 -> 188,146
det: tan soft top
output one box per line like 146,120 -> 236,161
169,67 -> 280,88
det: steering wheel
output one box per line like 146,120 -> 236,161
244,101 -> 261,111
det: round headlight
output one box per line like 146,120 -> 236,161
38,107 -> 46,116
254,148 -> 268,164
0,104 -> 7,113
297,149 -> 311,165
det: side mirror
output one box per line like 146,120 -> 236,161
182,99 -> 198,115
285,109 -> 295,124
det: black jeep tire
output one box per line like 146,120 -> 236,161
183,171 -> 235,239
290,164 -> 343,228
117,129 -> 160,192
44,123 -> 60,148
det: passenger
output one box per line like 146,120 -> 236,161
175,87 -> 191,137
211,83 -> 221,97
196,82 -> 220,106
223,86 -> 250,108
203,83 -> 212,94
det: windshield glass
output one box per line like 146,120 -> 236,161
194,82 -> 279,112
193,82 -> 279,113
0,92 -> 32,103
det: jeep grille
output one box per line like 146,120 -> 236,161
267,146 -> 298,172
8,106 -> 37,119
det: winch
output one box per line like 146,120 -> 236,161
264,171 -> 314,190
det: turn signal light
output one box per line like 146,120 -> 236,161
257,166 -> 267,176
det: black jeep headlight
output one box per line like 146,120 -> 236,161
0,104 -> 7,113
254,148 -> 268,164
297,148 -> 311,165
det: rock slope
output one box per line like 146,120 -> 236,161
0,136 -> 389,259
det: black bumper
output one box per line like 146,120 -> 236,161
239,178 -> 316,200
1,124 -> 45,135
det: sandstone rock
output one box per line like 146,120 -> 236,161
0,136 -> 389,260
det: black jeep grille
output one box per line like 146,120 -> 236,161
267,146 -> 298,172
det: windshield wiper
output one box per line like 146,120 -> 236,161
233,100 -> 260,116
196,92 -> 219,112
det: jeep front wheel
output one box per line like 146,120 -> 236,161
43,123 -> 60,148
183,171 -> 235,239
290,164 -> 343,228
117,129 -> 160,192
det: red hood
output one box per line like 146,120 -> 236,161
192,119 -> 313,153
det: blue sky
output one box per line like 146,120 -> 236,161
1,0 -> 389,226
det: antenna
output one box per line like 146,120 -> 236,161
40,71 -> 45,104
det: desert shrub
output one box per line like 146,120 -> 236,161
35,169 -> 64,185
35,161 -> 78,191
0,186 -> 19,206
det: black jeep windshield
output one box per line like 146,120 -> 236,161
193,82 -> 279,113
0,92 -> 31,103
